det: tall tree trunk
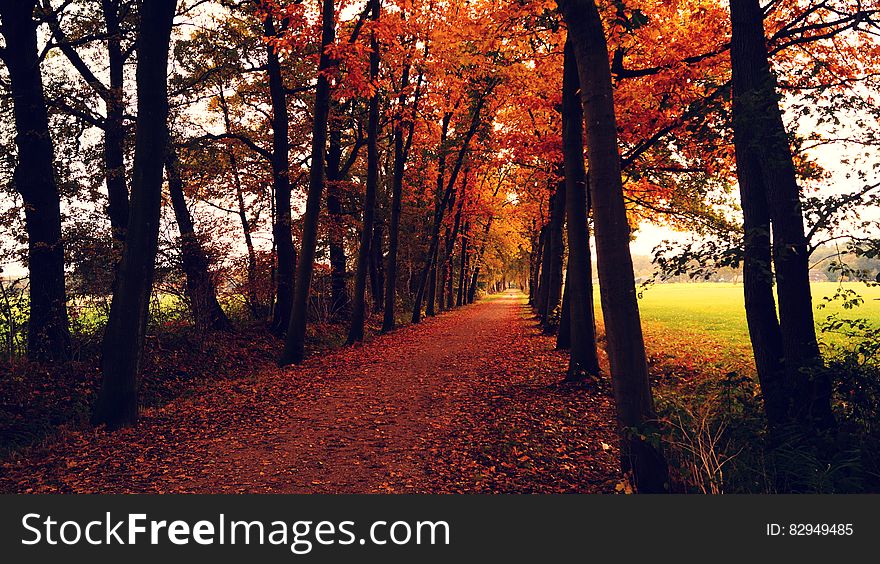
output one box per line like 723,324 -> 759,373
424,114 -> 450,320
43,0 -> 130,245
556,272 -> 570,349
234,169 -> 261,319
265,13 -> 295,336
543,176 -> 566,326
426,257 -> 438,317
280,0 -> 335,365
166,148 -> 232,332
219,90 -> 261,319
445,249 -> 455,309
0,0 -> 71,363
456,222 -> 469,307
729,0 -> 834,432
369,221 -> 384,313
559,6 -> 668,492
439,184 -> 465,311
437,241 -> 447,312
467,265 -> 480,304
729,0 -> 788,431
383,121 -> 405,330
102,0 -> 129,246
532,225 -> 547,308
536,198 -> 554,317
93,0 -> 177,428
561,43 -> 599,374
467,216 -> 493,304
326,122 -> 350,320
462,251 -> 471,303
347,0 -> 380,345
382,60 -> 423,332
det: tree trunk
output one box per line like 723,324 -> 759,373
326,123 -> 350,320
280,0 -> 335,365
425,258 -> 438,317
369,221 -> 385,313
166,148 -> 232,332
437,240 -> 447,312
440,185 -> 465,311
467,216 -> 492,304
456,222 -> 469,307
383,118 -> 405,330
219,90 -> 261,319
467,265 -> 480,304
383,61 -> 422,332
424,114 -> 450,321
561,42 -> 599,373
93,0 -> 177,428
234,170 -> 261,319
265,13 -> 295,336
44,0 -> 130,246
556,272 -> 570,350
347,0 -> 380,345
543,176 -> 566,326
729,0 -> 834,432
0,0 -> 71,363
536,200 -> 554,318
102,0 -> 129,246
532,226 -> 547,308
559,6 -> 668,492
445,256 -> 454,310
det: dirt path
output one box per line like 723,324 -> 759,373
1,291 -> 620,493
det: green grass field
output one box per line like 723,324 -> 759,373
630,282 -> 880,352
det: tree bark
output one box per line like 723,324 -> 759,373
326,122 -> 350,320
166,148 -> 232,332
369,221 -> 384,313
0,0 -> 71,363
729,0 -> 834,432
536,201 -> 553,317
218,90 -> 261,319
382,60 -> 422,332
347,0 -> 380,345
102,0 -> 129,246
234,167 -> 261,319
42,0 -> 131,245
93,0 -> 177,428
456,222 -> 469,307
440,180 -> 465,311
425,256 -> 438,317
424,114 -> 450,321
467,216 -> 493,304
559,6 -> 668,492
561,42 -> 599,373
556,271 -> 571,349
383,119 -> 406,330
264,12 -> 295,336
280,0 -> 335,365
543,176 -> 566,326
532,226 -> 546,308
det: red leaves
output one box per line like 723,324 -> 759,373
1,294 -> 621,494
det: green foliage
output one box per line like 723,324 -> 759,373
656,371 -> 870,493
649,283 -> 880,493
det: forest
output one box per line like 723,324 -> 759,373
1,0 -> 880,494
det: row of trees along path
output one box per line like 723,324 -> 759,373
0,292 -> 620,493
2,0 -> 874,494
